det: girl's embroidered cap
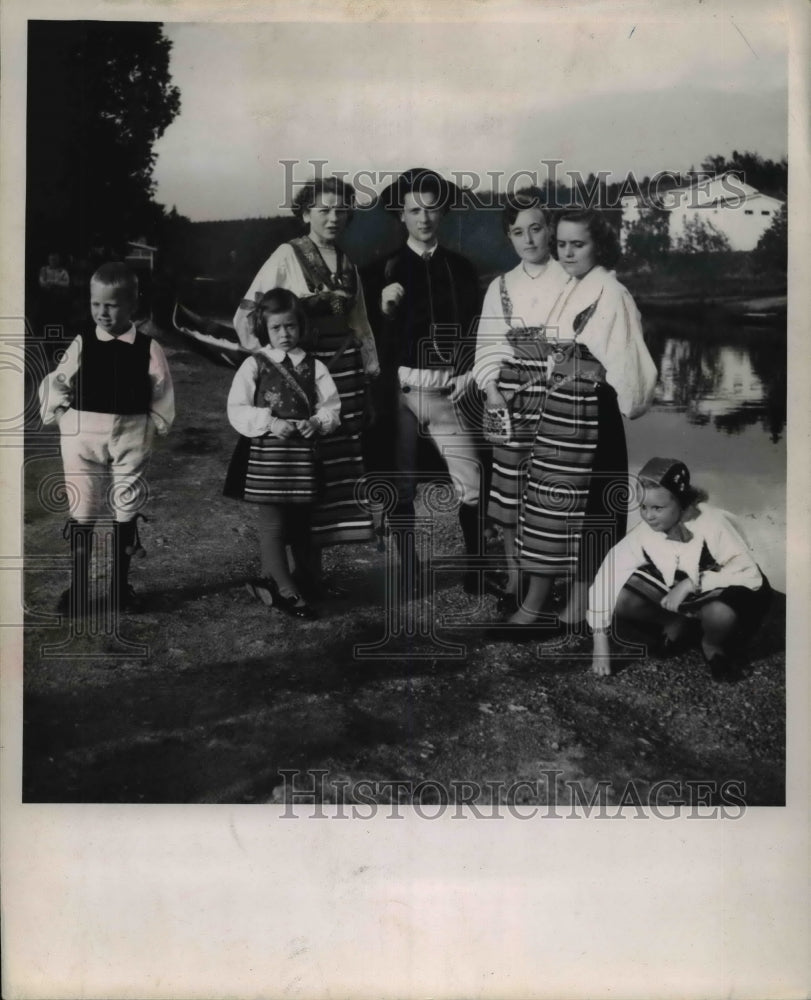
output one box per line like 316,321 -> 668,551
638,457 -> 691,499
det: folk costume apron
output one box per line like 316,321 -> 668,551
288,236 -> 374,546
516,289 -> 628,580
487,275 -> 554,528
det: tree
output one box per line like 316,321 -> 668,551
699,151 -> 788,200
753,203 -> 788,273
26,21 -> 181,271
622,207 -> 670,265
673,214 -> 731,254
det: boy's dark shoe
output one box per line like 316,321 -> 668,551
59,519 -> 94,619
111,517 -> 146,614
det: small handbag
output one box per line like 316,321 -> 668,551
483,407 -> 514,445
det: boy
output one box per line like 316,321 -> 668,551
39,262 -> 175,616
369,167 -> 484,594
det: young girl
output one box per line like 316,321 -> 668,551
492,209 -> 657,636
589,457 -> 772,681
224,288 -> 340,620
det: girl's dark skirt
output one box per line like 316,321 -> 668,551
624,564 -> 773,639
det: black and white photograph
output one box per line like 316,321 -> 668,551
2,0 -> 809,997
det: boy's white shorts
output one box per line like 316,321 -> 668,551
57,408 -> 156,523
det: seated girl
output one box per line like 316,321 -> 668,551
589,457 -> 772,681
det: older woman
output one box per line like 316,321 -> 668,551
233,177 -> 379,589
489,208 -> 657,637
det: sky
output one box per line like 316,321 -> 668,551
151,11 -> 788,222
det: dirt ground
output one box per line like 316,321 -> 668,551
21,325 -> 786,806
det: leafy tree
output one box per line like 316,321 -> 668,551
622,207 -> 670,264
753,202 -> 788,272
26,21 -> 181,271
699,151 -> 788,200
673,214 -> 731,253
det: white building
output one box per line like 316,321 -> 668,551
621,172 -> 784,252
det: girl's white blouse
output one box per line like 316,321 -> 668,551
227,346 -> 341,439
587,503 -> 765,630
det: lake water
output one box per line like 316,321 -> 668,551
626,316 -> 786,590
164,280 -> 788,591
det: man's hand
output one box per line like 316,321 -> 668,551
381,282 -> 405,317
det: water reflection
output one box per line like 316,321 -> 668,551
645,320 -> 786,443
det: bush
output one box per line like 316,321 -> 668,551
753,203 -> 787,272
622,207 -> 670,266
674,213 -> 731,253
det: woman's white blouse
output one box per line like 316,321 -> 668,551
232,243 -> 379,376
545,265 -> 658,419
473,258 -> 571,388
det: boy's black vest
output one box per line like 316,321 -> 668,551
76,329 -> 152,414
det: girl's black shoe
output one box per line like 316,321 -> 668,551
274,593 -> 318,620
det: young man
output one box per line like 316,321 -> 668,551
370,167 -> 485,595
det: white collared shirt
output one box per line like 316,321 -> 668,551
406,237 -> 439,258
227,345 -> 341,439
39,324 -> 175,434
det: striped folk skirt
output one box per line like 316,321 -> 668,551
243,437 -> 318,504
309,337 -> 374,547
516,379 -> 628,581
487,358 -> 548,528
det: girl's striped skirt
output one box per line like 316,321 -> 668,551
309,336 -> 375,547
516,379 -> 628,581
243,437 -> 318,504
